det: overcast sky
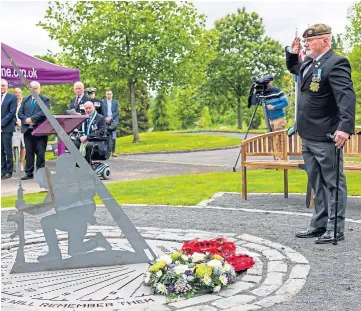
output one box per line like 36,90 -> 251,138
0,0 -> 356,56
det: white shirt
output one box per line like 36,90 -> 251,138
1,91 -> 8,104
303,50 -> 329,76
107,99 -> 112,118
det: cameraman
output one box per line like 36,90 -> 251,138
250,76 -> 289,159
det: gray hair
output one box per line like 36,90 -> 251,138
74,81 -> 84,88
1,78 -> 8,86
30,81 -> 41,88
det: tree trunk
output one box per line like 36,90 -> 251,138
129,78 -> 139,142
237,95 -> 242,129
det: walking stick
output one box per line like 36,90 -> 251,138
326,133 -> 342,246
333,147 -> 341,245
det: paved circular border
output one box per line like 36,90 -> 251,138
1,227 -> 310,311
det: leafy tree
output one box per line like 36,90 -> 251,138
345,1 -> 361,46
281,73 -> 296,125
152,93 -> 170,131
345,1 -> 361,123
172,88 -> 202,129
204,8 -> 285,129
39,1 -> 210,142
198,106 -> 212,128
33,53 -> 74,115
348,46 -> 361,123
331,34 -> 344,53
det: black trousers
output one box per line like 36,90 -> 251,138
74,140 -> 97,164
111,137 -> 116,152
24,130 -> 48,176
1,132 -> 13,175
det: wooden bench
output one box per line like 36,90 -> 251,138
241,127 -> 361,200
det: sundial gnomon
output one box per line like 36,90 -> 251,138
1,45 -> 156,274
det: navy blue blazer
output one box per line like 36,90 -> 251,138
286,48 -> 356,141
70,94 -> 91,114
18,95 -> 50,134
1,93 -> 17,133
102,99 -> 119,124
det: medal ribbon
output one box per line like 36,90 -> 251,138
82,111 -> 97,135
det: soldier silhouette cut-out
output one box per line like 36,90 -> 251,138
18,154 -> 112,262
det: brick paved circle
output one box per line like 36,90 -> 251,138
1,227 -> 310,311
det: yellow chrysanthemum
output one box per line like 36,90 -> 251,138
170,252 -> 182,261
212,254 -> 224,260
149,260 -> 167,272
195,264 -> 213,278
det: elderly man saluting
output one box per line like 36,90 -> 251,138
286,24 -> 356,244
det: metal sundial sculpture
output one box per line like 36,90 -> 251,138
2,46 -> 156,274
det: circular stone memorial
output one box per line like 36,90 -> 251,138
1,227 -> 310,311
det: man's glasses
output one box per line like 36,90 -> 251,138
302,37 -> 326,44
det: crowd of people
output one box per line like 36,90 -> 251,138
1,78 -> 119,180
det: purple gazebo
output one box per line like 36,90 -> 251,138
1,43 -> 80,88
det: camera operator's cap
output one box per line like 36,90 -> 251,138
85,87 -> 96,94
302,23 -> 332,38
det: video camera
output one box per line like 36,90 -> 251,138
247,74 -> 274,108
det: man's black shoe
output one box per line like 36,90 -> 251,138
21,175 -> 34,180
1,173 -> 12,179
314,230 -> 344,244
295,227 -> 326,238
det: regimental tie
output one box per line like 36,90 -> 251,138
74,96 -> 79,109
303,59 -> 317,78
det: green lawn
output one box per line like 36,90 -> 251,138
2,170 -> 361,208
45,132 -> 242,160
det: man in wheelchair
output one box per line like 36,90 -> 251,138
73,101 -> 107,163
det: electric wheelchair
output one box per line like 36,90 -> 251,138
69,129 -> 112,180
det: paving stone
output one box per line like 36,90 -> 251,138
236,247 -> 261,258
289,264 -> 310,279
254,294 -> 290,307
242,242 -> 271,252
155,233 -> 186,241
218,281 -> 255,297
275,278 -> 307,298
211,295 -> 257,309
179,306 -> 218,311
246,261 -> 263,276
262,249 -> 284,261
267,260 -> 287,272
241,275 -> 262,283
126,304 -> 171,311
251,284 -> 280,297
225,305 -> 261,311
238,234 -> 264,244
169,294 -> 221,309
284,250 -> 309,264
263,272 -> 285,285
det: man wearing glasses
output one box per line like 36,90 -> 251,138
285,24 -> 356,244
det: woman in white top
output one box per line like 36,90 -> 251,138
12,88 -> 26,172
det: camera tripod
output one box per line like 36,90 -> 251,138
232,96 -> 272,172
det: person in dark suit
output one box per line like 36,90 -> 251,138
70,81 -> 90,114
286,23 -> 356,244
18,81 -> 50,180
73,101 -> 106,164
103,89 -> 119,157
86,87 -> 106,116
1,78 -> 17,179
